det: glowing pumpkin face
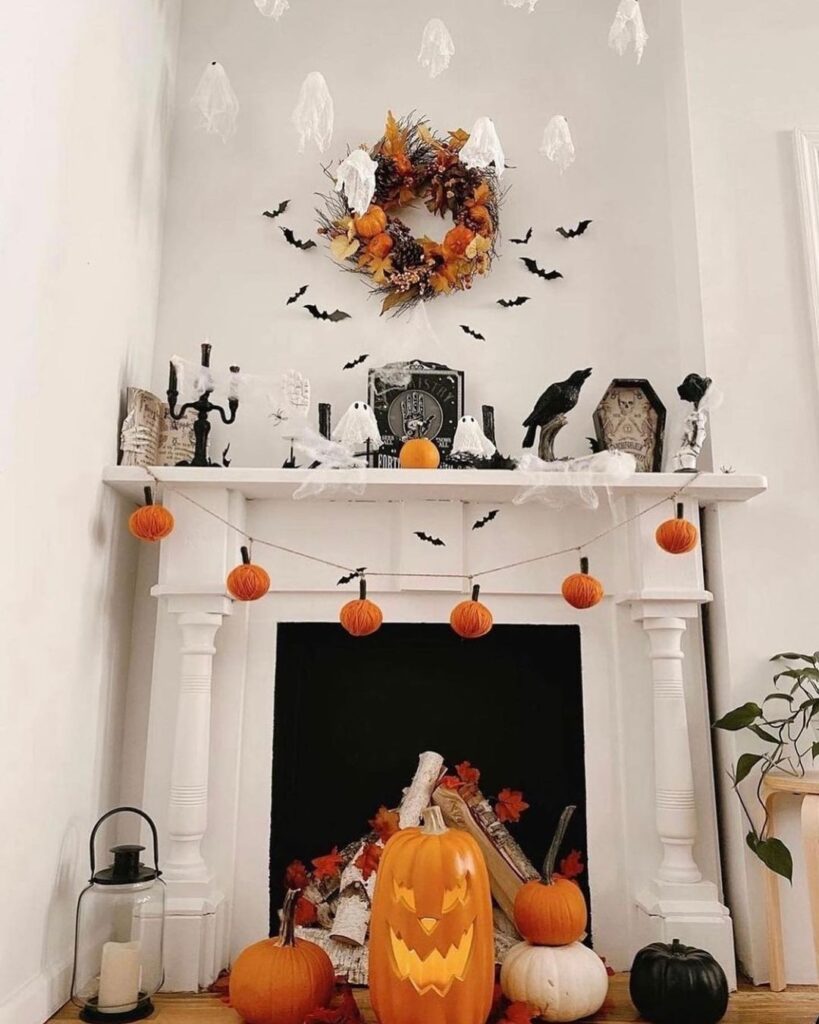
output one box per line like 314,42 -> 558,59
370,807 -> 494,1024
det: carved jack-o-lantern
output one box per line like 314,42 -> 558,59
370,806 -> 494,1024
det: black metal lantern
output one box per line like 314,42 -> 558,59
71,808 -> 165,1022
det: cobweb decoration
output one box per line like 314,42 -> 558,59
254,0 -> 289,18
452,416 -> 496,458
608,0 -> 648,64
292,72 -> 334,153
540,115 -> 575,173
504,0 -> 539,10
335,149 -> 378,216
459,117 -> 505,178
418,18 -> 455,79
292,426 -> 368,499
373,302 -> 442,393
191,62 -> 240,142
513,451 -> 636,508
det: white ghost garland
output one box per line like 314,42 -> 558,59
292,72 -> 334,153
459,117 -> 505,178
540,115 -> 575,172
254,0 -> 289,18
418,19 -> 455,79
452,416 -> 496,459
609,0 -> 648,64
504,0 -> 539,10
332,401 -> 382,453
335,149 -> 378,216
191,62 -> 240,142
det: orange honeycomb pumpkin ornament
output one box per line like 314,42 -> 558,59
656,503 -> 699,555
450,585 -> 493,639
561,556 -> 604,610
227,546 -> 271,602
128,486 -> 175,543
340,578 -> 383,637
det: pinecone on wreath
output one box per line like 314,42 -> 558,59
374,155 -> 402,205
389,222 -> 424,271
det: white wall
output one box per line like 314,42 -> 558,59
680,0 -> 819,983
0,3 -> 180,1021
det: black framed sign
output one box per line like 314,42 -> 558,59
368,360 -> 464,467
592,378 -> 666,472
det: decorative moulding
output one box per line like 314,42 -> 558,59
794,128 -> 819,396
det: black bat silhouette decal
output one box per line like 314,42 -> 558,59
286,284 -> 309,305
337,568 -> 367,586
304,304 -> 351,322
520,258 -> 563,280
263,200 -> 290,219
510,227 -> 533,245
414,531 -> 446,547
556,219 -> 592,239
343,354 -> 369,370
497,296 -> 531,308
280,226 -> 317,250
472,509 -> 500,530
460,325 -> 485,341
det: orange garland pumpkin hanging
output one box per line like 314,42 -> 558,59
399,437 -> 441,469
227,546 -> 271,601
513,805 -> 588,947
656,502 -> 699,555
369,805 -> 495,1024
229,889 -> 335,1024
128,486 -> 175,543
450,584 -> 493,639
339,577 -> 383,637
561,556 -> 604,610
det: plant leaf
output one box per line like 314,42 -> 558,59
748,723 -> 780,744
763,692 -> 794,704
771,652 -> 817,664
812,741 -> 819,760
747,833 -> 793,882
734,752 -> 764,784
713,702 -> 762,731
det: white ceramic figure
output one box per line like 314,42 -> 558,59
332,401 -> 382,452
452,416 -> 496,458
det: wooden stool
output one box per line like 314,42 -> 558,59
762,773 -> 819,990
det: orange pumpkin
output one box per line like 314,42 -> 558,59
340,578 -> 383,636
227,546 -> 271,601
450,585 -> 493,639
442,224 -> 476,260
370,806 -> 495,1024
355,205 -> 388,238
656,503 -> 699,554
513,805 -> 588,946
230,889 -> 335,1024
561,557 -> 604,610
367,232 -> 394,258
128,486 -> 174,542
399,438 -> 440,469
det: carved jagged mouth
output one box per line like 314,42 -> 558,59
389,923 -> 475,996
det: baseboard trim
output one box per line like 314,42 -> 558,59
0,961 -> 71,1024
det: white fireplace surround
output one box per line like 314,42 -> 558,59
106,467 -> 767,994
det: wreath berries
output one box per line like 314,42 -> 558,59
318,112 -> 501,315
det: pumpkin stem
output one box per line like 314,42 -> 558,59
143,486 -> 154,507
471,583 -> 481,602
542,804 -> 576,885
421,805 -> 448,836
278,888 -> 299,947
671,938 -> 683,955
579,556 -> 589,575
240,545 -> 251,565
676,502 -> 684,520
359,577 -> 367,600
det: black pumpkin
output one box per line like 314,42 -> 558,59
629,939 -> 729,1024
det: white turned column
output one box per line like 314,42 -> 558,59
642,616 -> 702,885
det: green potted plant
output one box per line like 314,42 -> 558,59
713,651 -> 819,881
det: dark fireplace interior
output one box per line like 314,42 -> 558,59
269,622 -> 587,935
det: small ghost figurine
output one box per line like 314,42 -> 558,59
608,0 -> 648,63
254,0 -> 289,18
672,373 -> 712,473
418,18 -> 455,78
459,117 -> 505,178
191,62 -> 240,142
332,401 -> 382,453
335,148 -> 378,216
540,115 -> 575,173
292,71 -> 334,153
452,415 -> 496,459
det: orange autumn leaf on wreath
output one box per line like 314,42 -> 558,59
355,842 -> 382,881
284,858 -> 311,890
559,849 -> 585,880
294,895 -> 318,926
495,788 -> 530,824
369,805 -> 400,843
312,846 -> 344,880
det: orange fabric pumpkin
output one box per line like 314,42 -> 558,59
230,889 -> 334,1024
355,205 -> 388,238
370,806 -> 495,1024
367,232 -> 394,258
656,503 -> 699,554
227,546 -> 271,601
450,585 -> 493,639
561,557 -> 604,610
129,486 -> 174,542
340,578 -> 383,636
399,438 -> 440,469
442,224 -> 476,260
513,805 -> 588,946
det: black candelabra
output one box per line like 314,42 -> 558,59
167,342 -> 240,467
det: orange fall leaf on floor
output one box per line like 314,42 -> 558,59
355,842 -> 382,880
312,846 -> 344,880
369,805 -> 400,842
495,788 -> 530,823
502,1001 -> 539,1024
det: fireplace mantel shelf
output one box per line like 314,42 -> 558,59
104,465 -> 767,504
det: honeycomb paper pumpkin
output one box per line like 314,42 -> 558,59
129,487 -> 174,542
369,806 -> 495,1024
227,547 -> 271,601
500,941 -> 609,1023
656,503 -> 699,555
339,578 -> 383,637
561,557 -> 604,610
450,585 -> 494,639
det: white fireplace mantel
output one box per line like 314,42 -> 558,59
108,466 -> 766,993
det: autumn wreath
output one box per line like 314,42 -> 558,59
318,113 -> 502,315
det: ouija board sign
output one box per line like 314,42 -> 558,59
593,378 -> 666,472
368,361 -> 464,467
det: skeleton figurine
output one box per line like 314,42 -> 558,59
452,415 -> 496,459
672,373 -> 712,473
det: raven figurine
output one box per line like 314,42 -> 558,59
522,368 -> 592,458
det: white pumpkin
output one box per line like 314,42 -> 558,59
500,941 -> 609,1023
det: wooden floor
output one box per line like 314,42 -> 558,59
50,975 -> 819,1023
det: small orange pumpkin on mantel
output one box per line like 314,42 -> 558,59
450,584 -> 493,639
656,502 -> 699,555
339,577 -> 383,636
561,556 -> 604,610
399,437 -> 441,469
227,546 -> 271,601
229,888 -> 335,1024
128,486 -> 175,542
513,805 -> 588,946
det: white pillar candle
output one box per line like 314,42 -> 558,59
97,940 -> 141,1013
